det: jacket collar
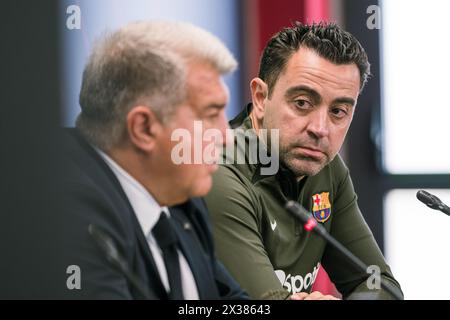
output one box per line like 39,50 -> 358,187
169,199 -> 220,299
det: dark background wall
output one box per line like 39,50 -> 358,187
0,0 -> 65,298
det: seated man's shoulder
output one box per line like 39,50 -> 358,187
209,164 -> 259,204
328,154 -> 352,186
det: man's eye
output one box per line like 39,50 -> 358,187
331,107 -> 348,118
294,99 -> 312,109
206,113 -> 220,120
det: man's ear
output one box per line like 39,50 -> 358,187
250,77 -> 268,122
126,106 -> 162,153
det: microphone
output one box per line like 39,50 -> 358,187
88,224 -> 153,299
416,190 -> 450,216
260,289 -> 291,300
285,201 -> 403,300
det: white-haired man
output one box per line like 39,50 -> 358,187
60,21 -> 248,300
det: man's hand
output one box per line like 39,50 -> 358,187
290,291 -> 340,300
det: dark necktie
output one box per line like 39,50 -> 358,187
152,212 -> 184,300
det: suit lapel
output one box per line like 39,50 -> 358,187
170,202 -> 220,300
131,215 -> 169,299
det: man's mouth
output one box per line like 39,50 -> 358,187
294,146 -> 324,159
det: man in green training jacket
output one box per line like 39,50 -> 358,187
204,22 -> 403,300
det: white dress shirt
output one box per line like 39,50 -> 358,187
97,149 -> 199,300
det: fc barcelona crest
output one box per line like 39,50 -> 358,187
312,192 -> 332,223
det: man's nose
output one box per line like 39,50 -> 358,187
306,107 -> 329,140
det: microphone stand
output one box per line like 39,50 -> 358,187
285,201 -> 403,300
88,224 -> 153,299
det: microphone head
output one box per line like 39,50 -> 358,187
285,201 -> 311,223
417,190 -> 450,216
416,189 -> 432,203
416,190 -> 441,209
88,224 -> 124,269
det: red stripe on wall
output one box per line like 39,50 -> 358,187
305,0 -> 330,24
257,0 -> 305,53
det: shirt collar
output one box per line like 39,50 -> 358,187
95,147 -> 168,236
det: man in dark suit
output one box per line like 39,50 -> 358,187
60,21 -> 248,300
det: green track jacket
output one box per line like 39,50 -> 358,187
204,104 -> 403,300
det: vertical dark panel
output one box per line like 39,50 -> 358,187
0,0 -> 64,298
343,0 -> 385,250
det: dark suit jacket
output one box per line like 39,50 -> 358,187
60,128 -> 248,299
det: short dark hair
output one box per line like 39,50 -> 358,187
259,22 -> 371,96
